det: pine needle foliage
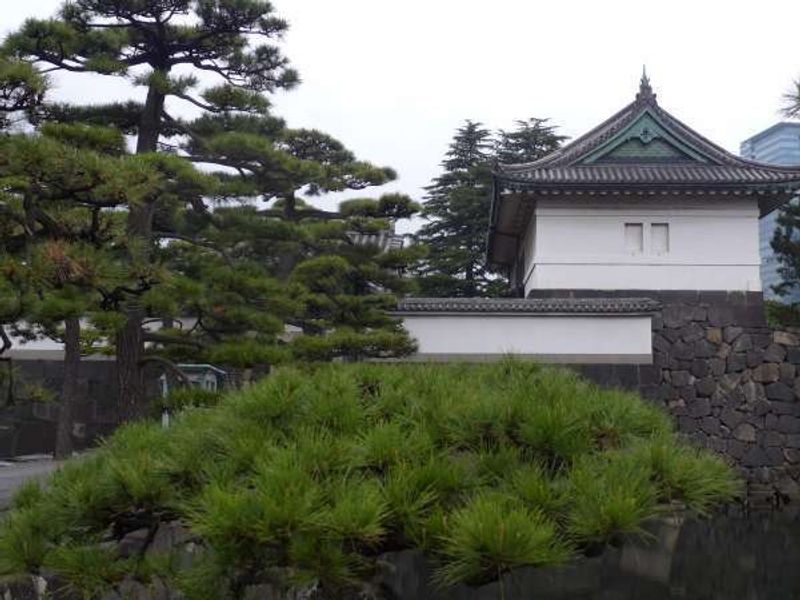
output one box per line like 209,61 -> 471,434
0,361 -> 739,596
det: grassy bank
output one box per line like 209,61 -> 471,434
0,362 -> 739,598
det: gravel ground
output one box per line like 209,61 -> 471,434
0,457 -> 60,510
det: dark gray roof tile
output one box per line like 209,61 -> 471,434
394,297 -> 661,315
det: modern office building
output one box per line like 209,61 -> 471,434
740,122 -> 800,302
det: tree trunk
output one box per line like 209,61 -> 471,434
116,80 -> 165,420
54,316 -> 80,459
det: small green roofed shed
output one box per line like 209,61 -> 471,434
488,71 -> 800,268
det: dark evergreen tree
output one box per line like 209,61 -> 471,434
414,118 -> 564,297
415,121 -> 498,297
495,118 -> 566,165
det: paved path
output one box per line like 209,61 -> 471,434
0,459 -> 59,510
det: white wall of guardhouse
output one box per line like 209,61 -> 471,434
520,196 -> 762,296
400,314 -> 653,363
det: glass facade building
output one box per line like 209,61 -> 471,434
740,122 -> 800,302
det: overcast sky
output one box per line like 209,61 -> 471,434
4,1 -> 800,232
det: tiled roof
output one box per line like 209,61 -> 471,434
495,79 -> 800,191
394,297 -> 661,315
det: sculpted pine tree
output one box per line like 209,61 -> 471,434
6,0 -> 297,417
163,116 -> 423,364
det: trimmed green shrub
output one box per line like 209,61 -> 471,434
0,361 -> 739,597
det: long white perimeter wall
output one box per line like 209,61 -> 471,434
400,314 -> 652,364
520,197 -> 762,295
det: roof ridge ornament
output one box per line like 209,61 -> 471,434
636,66 -> 657,104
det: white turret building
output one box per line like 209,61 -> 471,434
398,75 -> 800,362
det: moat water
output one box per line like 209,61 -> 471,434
381,512 -> 800,600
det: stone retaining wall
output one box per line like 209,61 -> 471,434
0,359 -> 120,458
554,290 -> 800,507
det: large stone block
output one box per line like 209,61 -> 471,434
771,402 -> 800,416
719,373 -> 741,392
764,343 -> 787,363
726,353 -> 747,373
753,399 -> 771,416
721,408 -> 745,430
774,331 -> 800,346
706,327 -> 723,344
742,445 -> 770,468
787,347 -> 800,364
723,326 -> 744,344
662,304 -> 691,328
777,416 -> 800,434
694,340 -> 717,359
727,439 -> 747,459
639,365 -> 661,386
689,398 -> 712,418
742,380 -> 765,405
680,322 -> 705,343
701,417 -> 721,435
708,305 -> 735,327
708,358 -> 726,376
653,333 -> 671,354
672,341 -> 694,360
733,422 -> 757,443
695,377 -> 716,397
766,382 -> 795,402
731,334 -> 753,353
752,363 -> 780,383
746,348 -> 764,369
670,370 -> 694,387
653,351 -> 669,369
690,359 -> 709,379
779,363 -> 796,384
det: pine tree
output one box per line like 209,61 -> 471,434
6,3 -> 422,415
156,116 -> 423,365
0,125 -> 164,456
5,0 -> 298,418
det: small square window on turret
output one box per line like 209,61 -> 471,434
625,223 -> 643,254
651,223 -> 669,255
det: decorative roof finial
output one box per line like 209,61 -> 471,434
636,65 -> 656,103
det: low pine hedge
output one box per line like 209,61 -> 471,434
0,361 -> 740,598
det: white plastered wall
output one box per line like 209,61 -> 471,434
400,314 -> 652,364
520,196 -> 762,295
